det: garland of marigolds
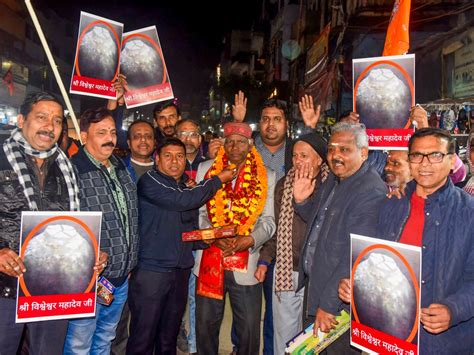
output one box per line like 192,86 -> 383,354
206,146 -> 267,236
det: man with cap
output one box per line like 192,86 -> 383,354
194,122 -> 276,355
256,133 -> 329,354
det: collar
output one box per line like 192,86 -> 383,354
335,160 -> 371,185
72,146 -> 125,174
404,178 -> 453,204
153,168 -> 188,186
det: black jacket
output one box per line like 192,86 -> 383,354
136,169 -> 222,271
0,143 -> 70,299
296,162 -> 387,316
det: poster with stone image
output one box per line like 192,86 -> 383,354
70,12 -> 123,99
16,211 -> 102,323
350,234 -> 421,355
353,54 -> 415,149
121,26 -> 174,108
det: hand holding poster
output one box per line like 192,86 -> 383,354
121,26 -> 174,108
350,234 -> 421,355
16,212 -> 102,323
69,12 -> 123,99
352,54 -> 415,149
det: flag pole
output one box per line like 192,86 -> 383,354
24,0 -> 82,143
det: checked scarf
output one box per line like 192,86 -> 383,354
274,163 -> 329,292
3,128 -> 80,211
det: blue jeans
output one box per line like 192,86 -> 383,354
63,279 -> 129,355
188,272 -> 197,353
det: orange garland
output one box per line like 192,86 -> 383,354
206,146 -> 267,236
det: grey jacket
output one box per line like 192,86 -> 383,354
193,159 -> 276,286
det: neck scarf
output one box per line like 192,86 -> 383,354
3,128 -> 80,211
275,163 -> 329,292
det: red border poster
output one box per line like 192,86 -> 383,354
353,54 -> 415,150
121,26 -> 174,109
16,211 -> 102,323
69,12 -> 123,99
350,234 -> 421,355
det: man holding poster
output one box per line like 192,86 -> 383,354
64,107 -> 139,355
0,92 -> 105,354
340,128 -> 474,353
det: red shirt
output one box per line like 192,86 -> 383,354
399,192 -> 425,247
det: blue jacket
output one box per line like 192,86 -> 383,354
136,169 -> 222,271
376,179 -> 474,354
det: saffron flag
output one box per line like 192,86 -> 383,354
2,68 -> 14,96
383,0 -> 411,56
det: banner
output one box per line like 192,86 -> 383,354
350,234 -> 421,355
121,26 -> 174,108
69,12 -> 123,99
353,54 -> 415,149
16,211 -> 102,323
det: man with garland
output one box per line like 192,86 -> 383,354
194,122 -> 276,355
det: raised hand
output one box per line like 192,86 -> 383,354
108,74 -> 128,110
410,105 -> 429,129
232,90 -> 247,122
299,94 -> 321,129
293,163 -> 316,204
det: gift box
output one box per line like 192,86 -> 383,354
182,225 -> 237,242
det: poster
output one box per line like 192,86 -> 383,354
353,54 -> 415,149
121,26 -> 174,108
70,12 -> 123,99
16,211 -> 102,323
350,234 -> 421,355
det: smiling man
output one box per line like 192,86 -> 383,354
64,108 -> 139,355
123,120 -> 155,183
294,121 -> 386,353
338,128 -> 474,354
126,138 -> 235,355
0,92 -> 84,355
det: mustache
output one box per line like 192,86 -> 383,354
37,130 -> 55,139
331,159 -> 344,165
101,142 -> 115,148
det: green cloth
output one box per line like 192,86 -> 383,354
84,148 -> 130,245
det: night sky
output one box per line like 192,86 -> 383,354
36,0 -> 262,110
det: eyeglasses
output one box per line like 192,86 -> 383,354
408,151 -> 451,164
176,131 -> 200,139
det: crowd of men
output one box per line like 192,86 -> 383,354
0,87 -> 472,355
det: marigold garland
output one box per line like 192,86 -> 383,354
206,146 -> 267,236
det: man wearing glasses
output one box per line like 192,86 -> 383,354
339,128 -> 474,353
175,119 -> 207,182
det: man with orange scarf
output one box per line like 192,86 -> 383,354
194,122 -> 276,355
